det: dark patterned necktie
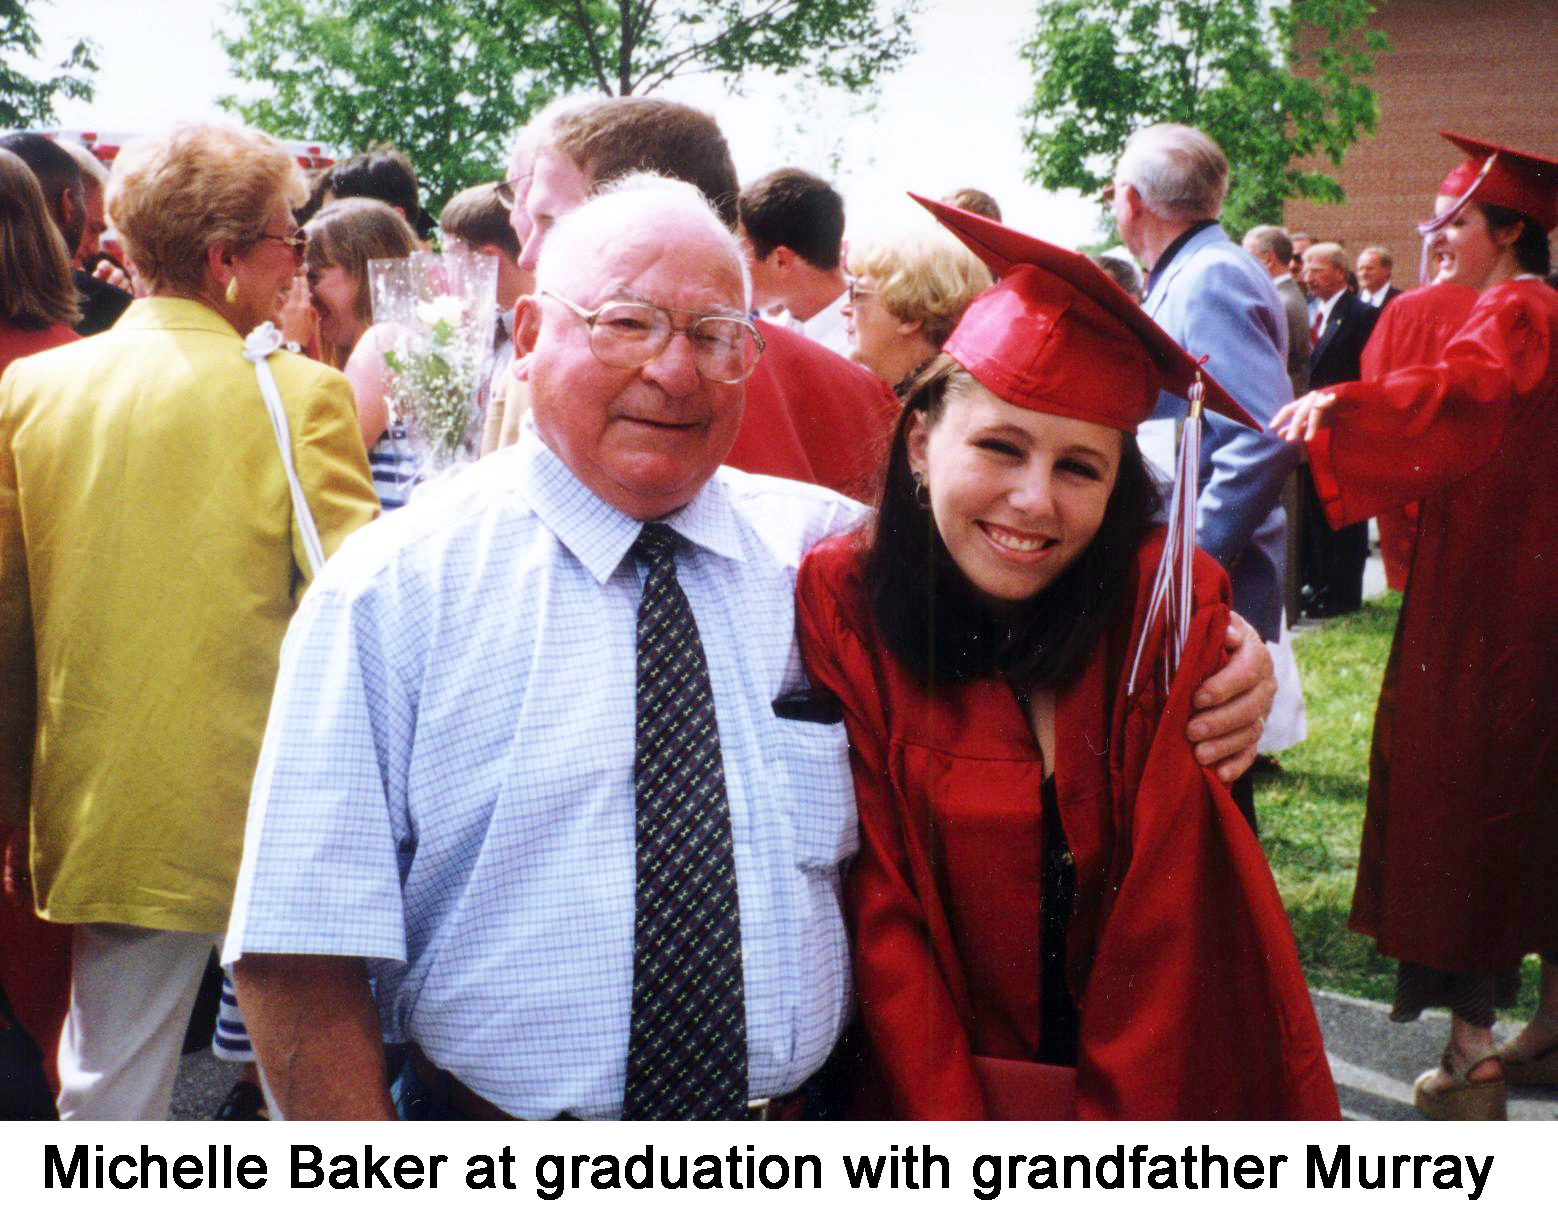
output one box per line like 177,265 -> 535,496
621,523 -> 747,1120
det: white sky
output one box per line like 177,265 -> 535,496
27,0 -> 1103,247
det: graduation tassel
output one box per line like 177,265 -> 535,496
1126,371 -> 1204,696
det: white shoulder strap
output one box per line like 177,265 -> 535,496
244,323 -> 327,578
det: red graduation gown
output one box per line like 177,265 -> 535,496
723,320 -> 899,502
1358,285 -> 1479,592
1307,277 -> 1558,972
795,529 -> 1338,1119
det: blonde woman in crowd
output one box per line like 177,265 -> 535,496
843,228 -> 992,396
0,123 -> 379,1120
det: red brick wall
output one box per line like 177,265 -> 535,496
1285,0 -> 1558,287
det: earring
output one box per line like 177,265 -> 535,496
225,276 -> 240,305
911,469 -> 930,509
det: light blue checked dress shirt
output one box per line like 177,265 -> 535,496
225,422 -> 866,1118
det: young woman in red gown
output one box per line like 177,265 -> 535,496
1275,132 -> 1558,1120
796,202 -> 1338,1119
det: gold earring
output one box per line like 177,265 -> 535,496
225,277 -> 240,305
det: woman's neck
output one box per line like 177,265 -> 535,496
165,287 -> 247,334
1477,250 -> 1524,292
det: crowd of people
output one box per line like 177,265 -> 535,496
0,97 -> 1553,1125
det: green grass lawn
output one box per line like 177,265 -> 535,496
1258,592 -> 1540,1017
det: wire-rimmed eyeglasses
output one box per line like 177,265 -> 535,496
542,290 -> 765,384
250,227 -> 309,260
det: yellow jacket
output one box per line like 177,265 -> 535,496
0,297 -> 378,932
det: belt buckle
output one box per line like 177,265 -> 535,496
747,1097 -> 773,1121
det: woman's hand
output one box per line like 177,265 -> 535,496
1187,613 -> 1275,783
1270,390 -> 1337,442
2,824 -> 31,907
277,273 -> 317,351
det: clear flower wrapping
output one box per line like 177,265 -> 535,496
368,249 -> 498,494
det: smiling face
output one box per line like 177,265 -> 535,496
308,262 -> 363,349
1429,197 -> 1517,290
521,203 -> 749,521
907,380 -> 1121,607
226,196 -> 305,333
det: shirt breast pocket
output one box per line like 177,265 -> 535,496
767,717 -> 859,868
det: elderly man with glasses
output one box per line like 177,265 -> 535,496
224,175 -> 865,1121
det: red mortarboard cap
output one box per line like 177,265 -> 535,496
911,193 -> 1258,431
1436,131 -> 1558,233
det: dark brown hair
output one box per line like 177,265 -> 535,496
738,168 -> 844,269
865,356 -> 1161,691
1479,203 -> 1552,277
0,148 -> 81,328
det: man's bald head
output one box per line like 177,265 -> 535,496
536,174 -> 749,308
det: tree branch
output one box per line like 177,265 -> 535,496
568,0 -> 615,94
627,0 -> 794,93
618,0 -> 633,94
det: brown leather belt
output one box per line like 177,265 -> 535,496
409,1044 -> 806,1120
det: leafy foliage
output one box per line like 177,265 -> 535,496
0,0 -> 96,128
1019,0 -> 1388,236
219,0 -> 920,211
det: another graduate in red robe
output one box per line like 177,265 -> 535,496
797,201 -> 1338,1120
1358,282 -> 1479,591
1275,131 -> 1558,1120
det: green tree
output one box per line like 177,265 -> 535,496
0,0 -> 96,128
1019,0 -> 1388,237
220,0 -> 920,211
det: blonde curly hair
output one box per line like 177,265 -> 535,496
107,123 -> 306,295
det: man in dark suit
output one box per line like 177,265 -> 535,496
1356,245 -> 1401,313
1299,242 -> 1379,617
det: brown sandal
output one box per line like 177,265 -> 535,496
1494,1037 -> 1558,1088
1412,1050 -> 1506,1121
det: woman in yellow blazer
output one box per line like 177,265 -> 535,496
0,123 -> 379,1119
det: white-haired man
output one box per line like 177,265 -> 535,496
1110,123 -> 1297,825
226,177 -> 863,1120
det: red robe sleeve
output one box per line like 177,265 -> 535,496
1071,548 -> 1339,1119
1309,281 -> 1552,528
795,536 -> 988,1119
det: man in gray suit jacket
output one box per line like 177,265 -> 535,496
1243,224 -> 1311,397
1112,125 -> 1297,826
1111,124 -> 1297,645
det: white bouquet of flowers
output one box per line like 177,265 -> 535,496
367,248 -> 498,488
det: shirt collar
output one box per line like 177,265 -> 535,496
1273,272 -> 1294,287
517,421 -> 747,585
1146,218 -> 1218,292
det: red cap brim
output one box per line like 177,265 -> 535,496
1438,130 -> 1558,232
